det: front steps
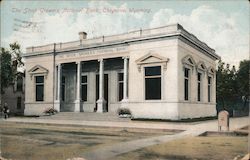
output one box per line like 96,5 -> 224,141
39,112 -> 130,122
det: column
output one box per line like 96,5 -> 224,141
75,61 -> 81,112
97,59 -> 106,112
54,63 -> 61,112
57,64 -> 61,101
121,57 -> 129,109
99,59 -> 104,101
122,57 -> 128,101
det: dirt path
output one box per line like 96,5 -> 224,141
82,117 -> 249,160
82,129 -> 204,160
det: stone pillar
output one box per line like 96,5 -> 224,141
122,57 -> 128,102
54,63 -> 61,112
97,59 -> 106,112
121,57 -> 129,109
74,61 -> 81,112
57,64 -> 61,101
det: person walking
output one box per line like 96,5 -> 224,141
3,103 -> 9,119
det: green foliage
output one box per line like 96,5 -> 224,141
0,42 -> 23,92
1,48 -> 14,90
216,59 -> 250,113
236,60 -> 250,106
117,108 -> 131,115
43,107 -> 58,115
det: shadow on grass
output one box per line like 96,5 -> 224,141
15,128 -> 123,137
132,116 -> 217,123
137,150 -> 202,160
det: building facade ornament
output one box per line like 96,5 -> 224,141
28,65 -> 49,79
135,52 -> 169,72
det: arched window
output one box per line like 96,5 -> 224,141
207,66 -> 215,102
182,55 -> 196,101
196,61 -> 207,102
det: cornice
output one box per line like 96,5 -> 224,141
23,24 -> 220,61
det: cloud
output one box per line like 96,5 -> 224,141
3,1 -> 146,51
3,3 -> 248,67
150,5 -> 249,67
150,9 -> 175,27
3,10 -> 78,51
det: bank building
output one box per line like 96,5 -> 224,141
24,24 -> 220,120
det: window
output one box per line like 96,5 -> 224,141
35,76 -> 44,101
61,76 -> 65,101
184,68 -> 190,101
118,73 -> 124,101
16,77 -> 23,92
145,66 -> 161,100
208,76 -> 212,102
17,97 -> 21,109
81,75 -> 87,101
197,72 -> 202,101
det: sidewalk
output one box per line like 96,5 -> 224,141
3,117 -> 191,131
3,116 -> 248,132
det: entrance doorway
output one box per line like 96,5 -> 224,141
95,74 -> 109,112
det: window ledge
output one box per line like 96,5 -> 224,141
144,100 -> 164,103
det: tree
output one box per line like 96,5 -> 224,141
0,42 -> 23,93
216,60 -> 226,108
236,60 -> 250,108
227,64 -> 238,101
216,60 -> 237,111
217,59 -> 249,115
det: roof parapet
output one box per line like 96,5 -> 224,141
25,23 -> 220,60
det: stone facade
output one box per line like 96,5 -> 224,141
23,24 -> 220,120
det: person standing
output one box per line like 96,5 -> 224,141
3,103 -> 9,119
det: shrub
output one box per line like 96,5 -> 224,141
43,107 -> 58,115
117,108 -> 131,115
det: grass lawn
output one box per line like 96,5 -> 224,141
0,121 -> 170,160
112,136 -> 248,160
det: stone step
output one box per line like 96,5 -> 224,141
39,112 -> 129,122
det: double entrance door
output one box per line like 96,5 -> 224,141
95,74 -> 109,112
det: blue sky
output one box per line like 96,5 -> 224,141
1,0 -> 249,66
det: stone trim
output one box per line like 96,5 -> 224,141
207,66 -> 216,77
135,52 -> 169,72
196,61 -> 207,73
182,55 -> 196,71
28,65 -> 49,79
